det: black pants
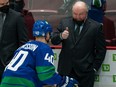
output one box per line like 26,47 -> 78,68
69,68 -> 95,87
0,65 -> 5,83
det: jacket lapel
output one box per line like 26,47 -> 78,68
3,9 -> 12,26
2,9 -> 12,38
69,19 -> 76,44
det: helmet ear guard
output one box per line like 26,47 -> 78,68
33,20 -> 52,37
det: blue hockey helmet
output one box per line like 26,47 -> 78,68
33,20 -> 52,37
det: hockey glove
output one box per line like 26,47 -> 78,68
58,76 -> 79,87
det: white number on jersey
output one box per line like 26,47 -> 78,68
6,50 -> 28,71
44,53 -> 54,65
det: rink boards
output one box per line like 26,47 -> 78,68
53,49 -> 116,87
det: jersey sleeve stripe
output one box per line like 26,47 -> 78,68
36,66 -> 55,81
0,77 -> 35,87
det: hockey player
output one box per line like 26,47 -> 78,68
0,20 -> 78,87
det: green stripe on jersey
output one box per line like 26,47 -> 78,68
1,77 -> 35,87
36,66 -> 55,81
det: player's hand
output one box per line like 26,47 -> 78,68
61,27 -> 69,39
58,76 -> 79,87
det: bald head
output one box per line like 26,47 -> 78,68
72,1 -> 88,21
72,1 -> 88,12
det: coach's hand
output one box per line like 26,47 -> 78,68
61,27 -> 69,39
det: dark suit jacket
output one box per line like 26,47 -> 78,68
0,9 -> 29,68
51,17 -> 106,76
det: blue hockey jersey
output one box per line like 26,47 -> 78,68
0,41 -> 62,87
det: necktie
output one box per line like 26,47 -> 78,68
74,25 -> 80,40
0,13 -> 3,41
